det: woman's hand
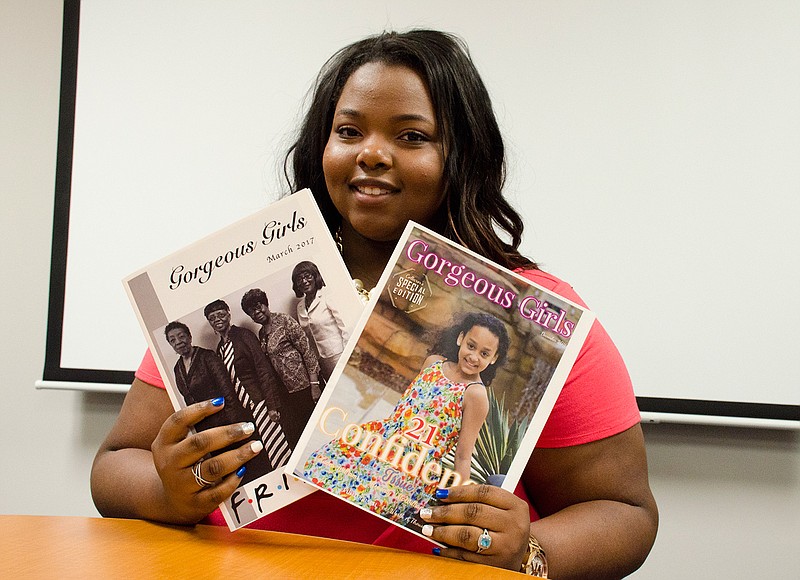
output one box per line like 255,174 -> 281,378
419,484 -> 530,571
91,380 -> 263,525
150,398 -> 264,524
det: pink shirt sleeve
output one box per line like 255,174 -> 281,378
135,349 -> 165,389
516,269 -> 641,447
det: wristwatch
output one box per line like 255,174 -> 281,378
520,534 -> 548,578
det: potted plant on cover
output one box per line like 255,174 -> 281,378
443,389 -> 529,486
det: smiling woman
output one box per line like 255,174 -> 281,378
291,260 -> 349,383
323,62 -> 447,248
288,29 -> 532,292
91,28 -> 659,578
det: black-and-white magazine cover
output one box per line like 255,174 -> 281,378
123,189 -> 364,530
286,222 -> 594,544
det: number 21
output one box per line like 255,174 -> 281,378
405,416 -> 438,446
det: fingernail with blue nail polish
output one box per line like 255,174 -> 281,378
236,466 -> 246,478
434,488 -> 449,500
432,547 -> 441,556
211,397 -> 225,406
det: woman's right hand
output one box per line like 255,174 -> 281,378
150,398 -> 264,523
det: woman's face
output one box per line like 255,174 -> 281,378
166,328 -> 192,357
456,325 -> 499,378
323,62 -> 446,242
206,308 -> 231,334
295,270 -> 317,295
246,302 -> 270,325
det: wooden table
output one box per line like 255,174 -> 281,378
0,515 -> 532,578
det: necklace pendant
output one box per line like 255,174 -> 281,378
352,278 -> 371,303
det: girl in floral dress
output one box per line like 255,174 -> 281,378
301,312 -> 510,531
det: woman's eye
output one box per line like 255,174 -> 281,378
336,126 -> 361,138
399,130 -> 429,143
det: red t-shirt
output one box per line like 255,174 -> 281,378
134,269 -> 639,551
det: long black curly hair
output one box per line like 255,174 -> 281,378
429,312 -> 510,386
284,29 -> 535,271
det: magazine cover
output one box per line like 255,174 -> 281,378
286,222 -> 595,543
123,189 -> 364,530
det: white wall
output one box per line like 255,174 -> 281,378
0,0 -> 124,519
2,2 -> 797,577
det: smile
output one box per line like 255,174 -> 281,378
354,185 -> 392,196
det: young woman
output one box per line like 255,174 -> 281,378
301,312 -> 508,531
91,29 -> 657,578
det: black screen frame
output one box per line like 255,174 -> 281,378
42,0 -> 799,424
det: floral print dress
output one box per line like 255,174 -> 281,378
302,360 -> 475,530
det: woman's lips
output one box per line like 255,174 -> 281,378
354,185 -> 392,196
349,178 -> 396,197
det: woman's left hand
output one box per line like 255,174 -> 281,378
420,484 -> 530,571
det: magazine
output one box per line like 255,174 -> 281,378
123,189 -> 364,530
286,222 -> 594,543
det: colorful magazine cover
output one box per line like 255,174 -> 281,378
123,189 -> 364,530
286,222 -> 595,543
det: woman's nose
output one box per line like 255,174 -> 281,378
356,139 -> 392,170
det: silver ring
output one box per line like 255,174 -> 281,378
192,458 -> 214,488
476,528 -> 492,553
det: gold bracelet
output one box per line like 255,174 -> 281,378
520,534 -> 548,578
